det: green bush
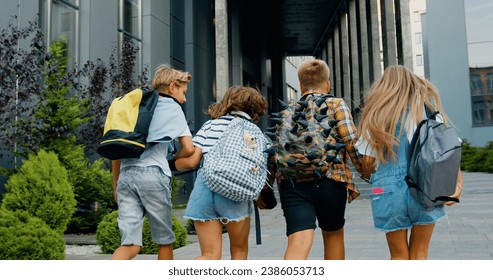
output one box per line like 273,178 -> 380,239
49,137 -> 114,234
96,210 -> 187,254
172,215 -> 188,249
0,209 -> 65,260
1,150 -> 77,234
461,140 -> 493,173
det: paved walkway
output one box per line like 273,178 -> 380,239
66,171 -> 493,260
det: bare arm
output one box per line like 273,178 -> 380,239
445,169 -> 463,206
174,146 -> 203,171
174,135 -> 194,159
360,155 -> 376,183
111,159 -> 121,202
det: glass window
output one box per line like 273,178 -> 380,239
415,32 -> 422,44
287,85 -> 298,101
487,73 -> 493,94
470,74 -> 482,95
122,0 -> 140,38
119,0 -> 142,81
416,54 -> 423,66
473,108 -> 485,125
51,0 -> 78,64
414,11 -> 421,22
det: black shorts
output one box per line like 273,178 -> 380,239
279,178 -> 347,236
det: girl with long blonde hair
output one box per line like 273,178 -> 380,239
356,65 -> 462,260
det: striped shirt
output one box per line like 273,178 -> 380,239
192,115 -> 235,155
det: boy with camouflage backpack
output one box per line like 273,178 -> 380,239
260,59 -> 363,260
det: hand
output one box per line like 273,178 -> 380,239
360,173 -> 371,184
255,194 -> 268,209
444,184 -> 462,206
255,187 -> 277,210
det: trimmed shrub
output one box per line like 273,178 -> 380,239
172,215 -> 188,250
1,150 -> 76,234
0,209 -> 65,260
50,137 -> 114,234
96,210 -> 187,254
461,140 -> 493,173
95,211 -> 120,254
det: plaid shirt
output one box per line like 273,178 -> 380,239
267,96 -> 363,203
326,97 -> 363,202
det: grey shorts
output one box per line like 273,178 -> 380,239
117,166 -> 174,246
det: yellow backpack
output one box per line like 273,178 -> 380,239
97,88 -> 159,160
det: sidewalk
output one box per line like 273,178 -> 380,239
66,171 -> 493,260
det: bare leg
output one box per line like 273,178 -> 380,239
321,227 -> 345,260
194,220 -> 224,260
157,244 -> 173,260
226,217 -> 251,260
409,224 -> 435,260
385,229 -> 410,260
111,245 -> 141,260
284,229 -> 314,260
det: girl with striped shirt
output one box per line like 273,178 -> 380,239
174,86 -> 268,260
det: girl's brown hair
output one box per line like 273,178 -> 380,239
208,86 -> 268,122
357,65 -> 449,164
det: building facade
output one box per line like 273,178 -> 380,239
1,0 -> 491,193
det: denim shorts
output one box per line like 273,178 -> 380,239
369,168 -> 446,233
117,166 -> 174,246
184,170 -> 252,223
279,178 -> 347,236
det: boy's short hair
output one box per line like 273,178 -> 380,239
152,64 -> 192,90
297,59 -> 330,90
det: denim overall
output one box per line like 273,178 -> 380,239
369,125 -> 446,232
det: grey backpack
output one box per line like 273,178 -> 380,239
405,109 -> 462,208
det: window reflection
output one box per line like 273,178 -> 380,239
465,0 -> 493,127
51,0 -> 78,64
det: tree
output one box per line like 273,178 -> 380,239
1,18 -> 150,233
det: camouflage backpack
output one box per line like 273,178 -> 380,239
264,93 -> 347,182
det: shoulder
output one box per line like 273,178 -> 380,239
158,96 -> 181,107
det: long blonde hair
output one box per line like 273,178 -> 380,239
357,65 -> 449,163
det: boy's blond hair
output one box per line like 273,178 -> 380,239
297,59 -> 330,91
152,64 -> 192,91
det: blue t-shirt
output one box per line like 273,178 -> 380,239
121,96 -> 191,177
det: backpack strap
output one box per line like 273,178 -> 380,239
405,118 -> 428,189
253,201 -> 262,245
424,105 -> 439,120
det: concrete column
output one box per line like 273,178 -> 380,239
327,37 -> 335,93
369,0 -> 382,81
381,0 -> 398,67
229,1 -> 242,85
215,0 -> 229,101
423,0 -> 474,145
349,0 -> 361,109
333,24 -> 342,97
359,0 -> 371,95
340,13 -> 351,108
321,46 -> 328,62
396,0 -> 413,69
